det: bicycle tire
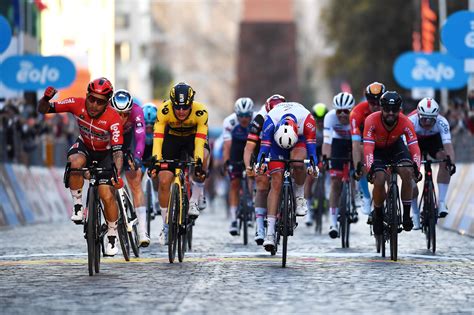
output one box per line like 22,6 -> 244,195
315,175 -> 325,234
388,184 -> 399,261
168,183 -> 180,263
124,191 -> 140,258
282,185 -> 290,268
339,183 -> 348,248
86,186 -> 97,276
146,179 -> 153,236
427,183 -> 436,253
94,203 -> 102,274
117,199 -> 131,262
187,221 -> 193,251
178,187 -> 188,262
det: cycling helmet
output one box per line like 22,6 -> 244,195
365,82 -> 386,101
234,97 -> 254,115
264,94 -> 286,112
312,103 -> 328,119
111,89 -> 133,113
170,82 -> 195,107
380,91 -> 403,110
417,97 -> 439,117
274,116 -> 298,149
142,103 -> 157,125
333,92 -> 355,110
87,77 -> 114,100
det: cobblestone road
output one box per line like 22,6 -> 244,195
0,199 -> 473,314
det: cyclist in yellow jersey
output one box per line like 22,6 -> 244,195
152,82 -> 209,245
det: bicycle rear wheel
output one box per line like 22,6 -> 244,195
281,185 -> 290,268
86,186 -> 97,276
168,183 -> 180,263
339,183 -> 348,248
146,179 -> 153,236
187,220 -> 193,251
94,204 -> 102,274
388,185 -> 399,261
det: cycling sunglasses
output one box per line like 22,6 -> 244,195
173,104 -> 191,111
87,94 -> 108,106
382,105 -> 400,113
336,109 -> 350,115
420,116 -> 436,125
237,113 -> 252,118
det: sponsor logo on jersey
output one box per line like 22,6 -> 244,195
98,120 -> 107,125
111,123 -> 120,143
59,98 -> 74,105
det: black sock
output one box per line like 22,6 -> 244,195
402,202 -> 411,219
374,206 -> 383,217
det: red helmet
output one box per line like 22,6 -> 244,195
87,77 -> 114,100
264,94 -> 286,112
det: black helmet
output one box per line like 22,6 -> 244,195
170,82 -> 195,107
365,82 -> 386,101
380,91 -> 402,110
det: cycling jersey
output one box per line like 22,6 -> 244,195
323,109 -> 351,144
48,97 -> 123,152
153,100 -> 208,162
350,101 -> 372,142
363,111 -> 421,171
258,102 -> 317,163
122,103 -> 146,159
407,111 -> 452,144
223,112 -> 258,160
247,106 -> 267,143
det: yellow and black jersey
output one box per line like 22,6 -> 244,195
152,100 -> 208,161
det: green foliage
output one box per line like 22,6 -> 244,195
150,64 -> 173,100
322,0 -> 416,98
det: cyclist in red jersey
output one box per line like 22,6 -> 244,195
363,91 -> 422,235
351,82 -> 385,216
37,77 -> 125,256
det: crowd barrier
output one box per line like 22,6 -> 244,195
0,162 -> 472,237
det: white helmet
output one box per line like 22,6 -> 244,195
234,97 -> 254,116
417,97 -> 439,117
333,92 -> 355,110
111,89 -> 133,113
274,117 -> 299,149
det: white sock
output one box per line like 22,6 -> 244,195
267,216 -> 276,236
295,184 -> 304,198
330,207 -> 339,226
255,207 -> 266,231
411,198 -> 420,216
438,183 -> 449,204
230,206 -> 237,221
190,180 -> 204,203
107,220 -> 117,236
70,189 -> 82,205
136,206 -> 147,233
160,206 -> 168,225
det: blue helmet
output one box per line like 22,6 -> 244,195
142,103 -> 157,125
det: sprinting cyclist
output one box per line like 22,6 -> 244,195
363,91 -> 422,235
408,98 -> 456,228
152,82 -> 209,245
255,102 -> 319,252
243,94 -> 286,245
323,92 -> 355,238
351,82 -> 386,216
37,78 -> 124,256
222,97 -> 256,235
110,89 -> 150,247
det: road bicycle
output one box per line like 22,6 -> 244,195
308,167 -> 327,234
229,161 -> 254,245
116,185 -> 140,258
153,158 -> 196,263
372,162 -> 417,261
418,155 -> 450,254
64,161 -> 130,275
264,157 -> 311,268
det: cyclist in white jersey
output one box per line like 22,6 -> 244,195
323,92 -> 355,238
408,98 -> 456,228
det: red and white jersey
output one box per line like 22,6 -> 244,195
407,111 -> 452,144
323,109 -> 351,144
49,97 -> 123,151
266,102 -> 315,136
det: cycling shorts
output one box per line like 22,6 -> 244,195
372,138 -> 411,172
418,134 -> 444,159
329,138 -> 352,177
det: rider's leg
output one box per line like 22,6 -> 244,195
98,184 -> 119,255
372,170 -> 387,235
436,150 -> 450,217
158,170 -> 174,242
189,148 -> 209,214
68,153 -> 87,222
266,170 -> 283,238
399,164 -> 415,231
228,177 -> 240,235
291,146 -> 308,216
328,175 -> 342,238
126,168 -> 150,245
255,174 -> 269,243
411,180 -> 421,229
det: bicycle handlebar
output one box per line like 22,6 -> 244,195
64,162 -> 118,188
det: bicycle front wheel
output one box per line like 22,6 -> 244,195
168,183 -> 180,263
86,186 -> 98,276
339,183 -> 349,248
124,191 -> 140,258
146,179 -> 153,236
117,195 -> 130,262
388,185 -> 399,261
281,185 -> 291,268
426,183 -> 437,253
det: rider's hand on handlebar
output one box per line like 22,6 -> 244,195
353,161 -> 364,181
306,156 -> 319,177
367,165 -> 375,184
194,158 -> 206,180
414,168 -> 423,183
254,162 -> 267,175
43,86 -> 57,101
446,156 -> 456,176
245,165 -> 256,177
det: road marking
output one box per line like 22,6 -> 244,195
0,251 -> 471,267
